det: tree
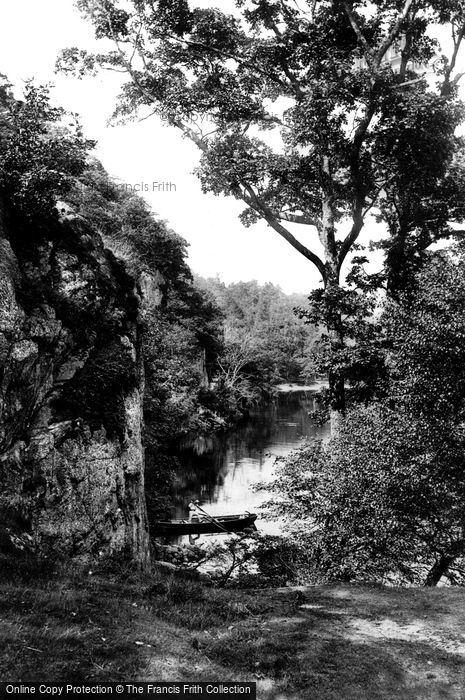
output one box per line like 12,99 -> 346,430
0,77 -> 93,217
58,0 -> 465,431
198,277 -> 320,385
267,251 -> 465,586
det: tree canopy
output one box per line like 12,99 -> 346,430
58,0 -> 465,425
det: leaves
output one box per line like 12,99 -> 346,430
269,251 -> 465,585
0,79 -> 94,218
198,277 -> 320,388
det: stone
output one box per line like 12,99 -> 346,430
0,199 -> 150,568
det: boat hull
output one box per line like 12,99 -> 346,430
154,513 -> 257,536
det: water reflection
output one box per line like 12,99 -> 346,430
171,389 -> 330,523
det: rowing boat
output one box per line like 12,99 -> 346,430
153,512 -> 257,536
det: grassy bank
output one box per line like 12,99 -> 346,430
1,556 -> 465,698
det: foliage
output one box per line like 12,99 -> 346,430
67,159 -> 226,453
267,252 -> 465,585
58,0 -> 465,419
246,534 -> 302,586
70,158 -> 192,287
299,253 -> 388,410
374,89 -> 465,298
143,315 -> 205,450
0,77 -> 94,217
197,277 -> 321,391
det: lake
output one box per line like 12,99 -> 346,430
171,386 -> 330,530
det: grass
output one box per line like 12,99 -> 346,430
0,558 -> 144,681
1,555 -> 465,698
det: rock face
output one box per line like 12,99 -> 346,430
0,201 -> 150,567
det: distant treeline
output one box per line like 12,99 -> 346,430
196,276 -> 320,391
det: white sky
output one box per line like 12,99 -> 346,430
0,1 -> 463,293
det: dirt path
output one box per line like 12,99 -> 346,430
138,585 -> 465,699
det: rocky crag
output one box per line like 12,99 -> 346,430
0,199 -> 150,567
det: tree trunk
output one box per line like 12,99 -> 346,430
325,268 -> 345,435
320,186 -> 346,435
328,368 -> 345,434
424,554 -> 455,587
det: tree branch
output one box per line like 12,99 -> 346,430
94,0 -> 163,115
393,76 -> 425,88
438,228 -> 465,238
442,21 -> 465,95
342,2 -> 375,69
338,209 -> 364,271
452,71 -> 465,86
352,101 -> 376,160
133,1 -> 292,93
169,119 -> 325,277
376,0 -> 415,67
242,184 -> 326,278
344,0 -> 416,73
170,35 -> 289,91
173,119 -> 208,152
279,211 -> 320,226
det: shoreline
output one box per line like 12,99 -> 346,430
276,381 -> 328,392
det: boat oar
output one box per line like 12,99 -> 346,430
188,501 -> 231,534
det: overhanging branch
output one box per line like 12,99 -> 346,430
242,184 -> 326,278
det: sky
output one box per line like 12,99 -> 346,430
0,1 -> 463,293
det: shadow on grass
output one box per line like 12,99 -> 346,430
205,622 -> 464,699
203,619 -> 405,699
310,584 -> 465,625
198,588 -> 465,700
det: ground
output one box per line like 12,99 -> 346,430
1,559 -> 464,699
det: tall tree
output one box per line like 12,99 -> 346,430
58,0 -> 465,430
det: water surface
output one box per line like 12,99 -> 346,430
172,388 -> 330,528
